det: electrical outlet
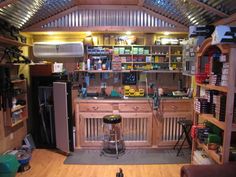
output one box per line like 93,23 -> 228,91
10,133 -> 14,140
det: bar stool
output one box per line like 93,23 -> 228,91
174,119 -> 193,156
100,114 -> 125,158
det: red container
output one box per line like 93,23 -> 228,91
195,73 -> 207,84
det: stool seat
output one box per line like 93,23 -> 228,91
103,114 -> 122,124
101,114 -> 125,158
178,119 -> 193,126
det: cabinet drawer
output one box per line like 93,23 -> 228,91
79,103 -> 113,112
161,101 -> 191,112
119,103 -> 152,112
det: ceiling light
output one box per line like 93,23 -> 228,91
47,31 -> 55,35
125,31 -> 132,35
86,31 -> 92,36
163,31 -> 170,36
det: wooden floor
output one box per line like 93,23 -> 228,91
16,149 -> 188,177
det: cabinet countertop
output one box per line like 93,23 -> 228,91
74,96 -> 192,103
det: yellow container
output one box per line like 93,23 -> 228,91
129,89 -> 135,93
124,85 -> 130,90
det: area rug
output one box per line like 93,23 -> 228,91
64,149 -> 191,165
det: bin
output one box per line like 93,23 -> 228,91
0,154 -> 20,177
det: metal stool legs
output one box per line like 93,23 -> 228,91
174,119 -> 192,156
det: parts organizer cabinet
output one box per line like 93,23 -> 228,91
192,38 -> 236,164
4,79 -> 28,127
157,99 -> 193,147
83,45 -> 183,73
75,98 -> 153,148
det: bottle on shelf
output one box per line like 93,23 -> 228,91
98,59 -> 102,70
87,58 -> 91,70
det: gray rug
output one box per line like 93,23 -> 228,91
64,149 -> 191,165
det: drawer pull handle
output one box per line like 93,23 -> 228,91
171,105 -> 177,109
133,106 -> 139,110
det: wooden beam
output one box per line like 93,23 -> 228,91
214,12 -> 236,25
23,26 -> 188,33
0,0 -> 18,8
190,0 -> 229,18
142,7 -> 188,29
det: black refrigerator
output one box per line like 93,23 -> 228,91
30,75 -> 74,153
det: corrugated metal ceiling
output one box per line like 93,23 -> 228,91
0,0 -> 235,30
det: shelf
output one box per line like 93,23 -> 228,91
133,54 -> 151,56
143,70 -> 182,73
196,83 -> 228,92
0,36 -> 32,47
11,105 -> 26,112
199,113 -> 225,130
9,119 -> 23,127
75,70 -> 130,73
196,139 -> 221,164
87,53 -> 112,55
151,54 -> 167,56
11,79 -> 25,84
171,54 -> 183,56
114,54 -> 132,56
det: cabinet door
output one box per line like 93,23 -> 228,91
53,82 -> 69,153
120,113 -> 153,147
158,112 -> 192,147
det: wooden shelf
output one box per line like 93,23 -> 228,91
199,113 -> 225,130
171,54 -> 182,56
11,79 -> 25,84
11,105 -> 26,112
0,36 -> 32,47
196,83 -> 228,92
75,70 -> 130,73
9,119 -> 23,127
133,54 -> 151,56
151,54 -> 167,56
196,139 -> 222,164
143,70 -> 182,73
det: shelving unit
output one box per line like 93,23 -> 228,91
82,45 -> 182,73
0,36 -> 32,47
192,38 -> 236,164
4,79 -> 28,127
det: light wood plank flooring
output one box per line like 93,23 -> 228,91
16,149 -> 188,177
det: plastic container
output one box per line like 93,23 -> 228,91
0,154 -> 20,177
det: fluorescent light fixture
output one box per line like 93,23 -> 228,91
86,31 -> 92,36
163,31 -> 170,35
47,31 -> 56,35
125,31 -> 132,35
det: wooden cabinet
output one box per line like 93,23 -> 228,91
75,98 -> 193,149
75,99 -> 153,148
4,79 -> 28,127
157,99 -> 193,147
192,38 -> 236,164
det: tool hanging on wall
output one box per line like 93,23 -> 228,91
0,66 -> 13,111
0,47 -> 30,64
